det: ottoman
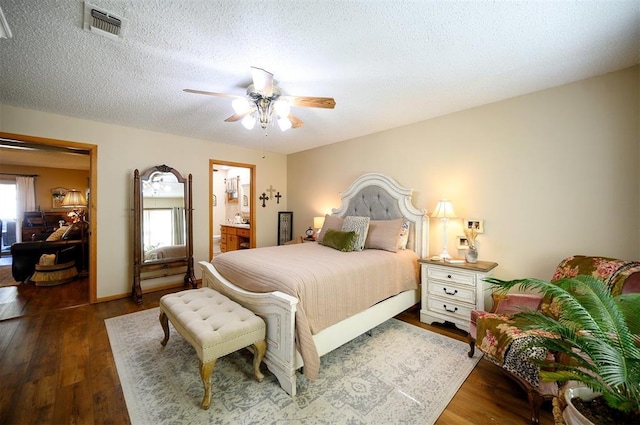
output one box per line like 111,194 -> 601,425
159,287 -> 267,409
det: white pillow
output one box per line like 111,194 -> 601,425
397,219 -> 410,250
341,216 -> 370,251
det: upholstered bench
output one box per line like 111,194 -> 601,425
158,287 -> 267,409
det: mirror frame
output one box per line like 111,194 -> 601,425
132,164 -> 195,303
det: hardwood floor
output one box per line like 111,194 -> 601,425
0,282 -> 554,425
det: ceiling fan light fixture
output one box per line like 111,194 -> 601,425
232,98 -> 251,114
278,116 -> 292,132
241,114 -> 256,130
274,99 -> 290,117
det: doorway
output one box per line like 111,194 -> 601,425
0,132 -> 98,305
209,160 -> 255,261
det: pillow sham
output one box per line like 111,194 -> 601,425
341,216 -> 370,251
316,214 -> 344,243
320,228 -> 358,252
364,218 -> 403,252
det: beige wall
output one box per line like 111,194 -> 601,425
0,105 -> 287,300
288,67 -> 640,281
0,163 -> 89,212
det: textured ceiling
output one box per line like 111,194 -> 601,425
0,1 -> 638,155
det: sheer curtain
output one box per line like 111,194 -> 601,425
172,207 -> 185,245
15,176 -> 36,242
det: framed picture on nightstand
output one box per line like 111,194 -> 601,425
277,211 -> 293,245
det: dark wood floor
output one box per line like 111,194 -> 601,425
0,279 -> 554,425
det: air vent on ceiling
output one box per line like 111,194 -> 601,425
83,2 -> 125,39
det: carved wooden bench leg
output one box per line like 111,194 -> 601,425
159,311 -> 170,346
252,340 -> 267,382
200,359 -> 217,410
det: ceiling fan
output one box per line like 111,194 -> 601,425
184,67 -> 336,132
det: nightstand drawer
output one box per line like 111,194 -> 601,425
236,228 -> 250,238
427,267 -> 475,286
427,297 -> 473,321
427,280 -> 475,304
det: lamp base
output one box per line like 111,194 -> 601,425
439,250 -> 453,260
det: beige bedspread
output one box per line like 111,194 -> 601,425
211,242 -> 419,379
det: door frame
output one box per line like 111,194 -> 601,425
0,131 -> 98,302
209,159 -> 256,260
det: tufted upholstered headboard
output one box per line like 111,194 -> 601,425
331,173 -> 429,258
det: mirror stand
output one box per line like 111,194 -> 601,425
132,165 -> 196,304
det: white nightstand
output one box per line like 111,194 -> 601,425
418,259 -> 498,332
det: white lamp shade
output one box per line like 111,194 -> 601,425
313,216 -> 325,230
61,189 -> 87,208
431,200 -> 456,219
277,116 -> 292,131
232,98 -> 251,114
241,114 -> 256,130
274,99 -> 291,117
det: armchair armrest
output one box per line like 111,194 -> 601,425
491,293 -> 543,314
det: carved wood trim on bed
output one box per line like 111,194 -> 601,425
199,172 -> 428,396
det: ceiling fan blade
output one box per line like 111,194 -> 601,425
282,96 -> 336,109
251,67 -> 274,97
288,114 -> 304,128
224,112 -> 249,122
183,89 -> 243,98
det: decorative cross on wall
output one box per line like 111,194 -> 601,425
259,192 -> 269,208
274,192 -> 282,204
265,185 -> 277,198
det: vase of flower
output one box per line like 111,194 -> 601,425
465,246 -> 478,263
463,227 -> 479,263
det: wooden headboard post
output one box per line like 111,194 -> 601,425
331,173 -> 429,258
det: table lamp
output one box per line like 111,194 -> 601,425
431,199 -> 456,259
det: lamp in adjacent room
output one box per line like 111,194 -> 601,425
61,189 -> 88,273
431,199 -> 456,260
313,216 -> 325,239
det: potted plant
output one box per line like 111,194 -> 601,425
484,275 -> 640,424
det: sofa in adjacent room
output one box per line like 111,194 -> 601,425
10,222 -> 88,283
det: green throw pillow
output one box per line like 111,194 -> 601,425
321,228 -> 358,252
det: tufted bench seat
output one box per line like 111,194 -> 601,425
159,287 -> 267,409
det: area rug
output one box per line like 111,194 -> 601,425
0,265 -> 18,287
106,308 -> 480,425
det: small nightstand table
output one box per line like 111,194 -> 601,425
418,259 -> 498,332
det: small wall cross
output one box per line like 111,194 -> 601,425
274,192 -> 282,204
259,192 -> 269,208
265,185 -> 277,198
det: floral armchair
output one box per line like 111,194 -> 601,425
467,255 -> 640,424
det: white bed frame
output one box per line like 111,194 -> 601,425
199,173 -> 428,396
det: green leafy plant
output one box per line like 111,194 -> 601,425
485,275 -> 640,415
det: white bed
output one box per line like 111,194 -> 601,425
199,172 -> 429,396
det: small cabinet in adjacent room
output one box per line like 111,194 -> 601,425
220,225 -> 250,253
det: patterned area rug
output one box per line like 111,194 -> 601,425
106,308 -> 480,425
0,265 -> 18,287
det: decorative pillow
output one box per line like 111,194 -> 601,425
397,219 -> 410,250
364,218 -> 403,252
320,228 -> 358,252
39,253 -> 56,266
45,226 -> 69,241
316,214 -> 344,243
341,216 -> 370,251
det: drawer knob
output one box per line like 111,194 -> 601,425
447,274 -> 452,279
443,304 -> 458,313
443,288 -> 458,296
